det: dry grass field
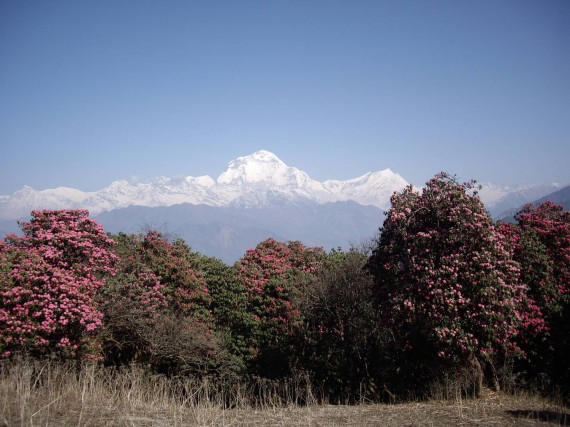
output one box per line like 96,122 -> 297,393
1,360 -> 568,426
226,396 -> 569,426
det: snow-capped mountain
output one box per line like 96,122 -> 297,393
477,182 -> 566,218
0,150 -> 408,220
1,149 -> 565,222
214,150 -> 338,206
323,169 -> 410,208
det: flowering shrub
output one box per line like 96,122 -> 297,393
138,231 -> 212,322
513,202 -> 570,306
368,173 -> 543,393
498,202 -> 570,392
100,231 -> 219,375
0,210 -> 117,360
236,238 -> 323,375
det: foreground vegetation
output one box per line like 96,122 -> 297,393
1,172 -> 569,416
2,359 -> 569,426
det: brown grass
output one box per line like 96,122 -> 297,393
1,360 -> 567,426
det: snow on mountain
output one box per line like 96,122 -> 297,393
90,176 -> 219,210
477,182 -> 565,218
215,150 -> 334,205
0,176 -> 220,220
324,169 -> 409,208
0,186 -> 89,220
3,149 -> 563,222
217,150 -> 297,186
0,150 -> 409,220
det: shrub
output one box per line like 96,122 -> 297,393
236,238 -> 323,377
368,173 -> 543,396
498,202 -> 570,394
300,248 -> 381,402
100,232 -> 221,376
190,253 -> 253,375
0,210 -> 117,360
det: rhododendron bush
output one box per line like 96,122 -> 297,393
1,196 -> 567,398
368,173 -> 544,393
0,210 -> 117,360
0,212 -> 220,372
100,231 -> 221,375
236,238 -> 323,375
512,202 -> 569,311
131,230 -> 212,322
498,202 -> 570,392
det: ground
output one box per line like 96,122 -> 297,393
226,394 -> 568,426
5,392 -> 567,426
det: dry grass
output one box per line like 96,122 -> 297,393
1,360 -> 568,426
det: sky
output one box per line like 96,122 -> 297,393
1,0 -> 569,195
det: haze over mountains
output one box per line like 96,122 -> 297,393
0,150 -> 566,262
498,185 -> 570,222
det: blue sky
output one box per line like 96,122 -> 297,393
1,0 -> 569,195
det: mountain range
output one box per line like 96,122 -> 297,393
94,199 -> 383,263
0,150 -> 566,263
0,150 -> 408,220
497,184 -> 570,222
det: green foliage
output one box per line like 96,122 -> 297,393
100,231 -> 222,376
235,238 -> 323,377
190,253 -> 253,375
299,247 -> 382,402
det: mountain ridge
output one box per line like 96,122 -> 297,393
0,150 -> 408,220
94,199 -> 384,263
498,184 -> 570,222
0,149 -> 566,221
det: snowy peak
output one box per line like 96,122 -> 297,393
217,150 -> 305,187
477,182 -> 565,218
214,150 -> 332,206
323,169 -> 409,207
0,149 -> 410,220
193,175 -> 216,187
239,149 -> 284,164
325,169 -> 401,188
0,150 -> 567,223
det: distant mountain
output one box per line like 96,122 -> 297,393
533,185 -> 570,208
95,199 -> 384,264
0,150 -> 408,220
498,185 -> 570,222
2,149 -> 567,261
477,182 -> 566,218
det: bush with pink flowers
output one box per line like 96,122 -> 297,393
0,210 -> 117,360
0,194 -> 567,400
368,173 -> 544,395
498,202 -> 570,393
236,238 -> 323,376
100,231 -> 221,376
